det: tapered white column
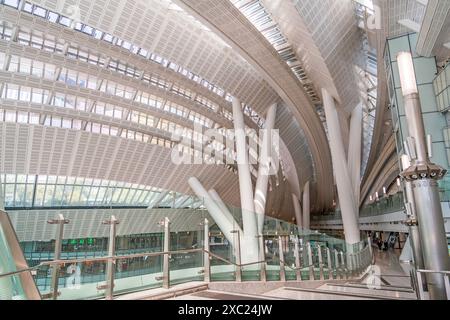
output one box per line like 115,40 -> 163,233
188,177 -> 238,247
302,181 -> 310,230
254,103 -> 277,235
292,193 -> 303,229
232,97 -> 259,262
208,189 -> 240,229
322,89 -> 360,245
348,103 -> 362,208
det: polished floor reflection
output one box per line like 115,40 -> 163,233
166,248 -> 418,300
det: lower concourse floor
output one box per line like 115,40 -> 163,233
168,248 -> 417,300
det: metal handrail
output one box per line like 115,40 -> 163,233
0,248 -> 203,279
0,242 -> 373,283
416,269 -> 450,275
0,248 -> 265,279
205,250 -> 265,267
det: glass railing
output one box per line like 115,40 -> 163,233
312,193 -> 406,222
0,210 -> 40,299
0,198 -> 374,300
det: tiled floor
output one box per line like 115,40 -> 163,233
261,248 -> 418,300
122,248 -> 418,300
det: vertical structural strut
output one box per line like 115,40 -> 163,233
348,103 -> 362,209
254,103 -> 277,235
322,88 -> 360,245
400,154 -> 425,273
397,52 -> 450,300
232,96 -> 259,263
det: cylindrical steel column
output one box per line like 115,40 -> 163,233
48,214 -> 69,300
162,217 -> 170,289
203,218 -> 210,283
401,155 -> 426,272
104,215 -> 119,299
413,180 -> 449,298
397,52 -> 450,300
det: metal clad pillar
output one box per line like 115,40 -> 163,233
397,52 -> 450,300
401,155 -> 426,275
103,215 -> 119,299
48,214 -> 69,300
162,217 -> 170,289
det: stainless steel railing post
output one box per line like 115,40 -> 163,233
258,235 -> 266,282
326,247 -> 333,280
278,236 -> 286,282
307,242 -> 314,280
416,271 -> 426,300
444,274 -> 450,300
47,214 -> 69,300
340,251 -> 348,279
294,236 -> 302,281
334,249 -> 341,279
103,215 -> 119,299
203,218 -> 210,283
317,244 -> 324,280
162,217 -> 170,289
232,230 -> 242,282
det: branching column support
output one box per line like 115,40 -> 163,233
232,97 -> 259,263
254,103 -> 277,235
322,88 -> 360,245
